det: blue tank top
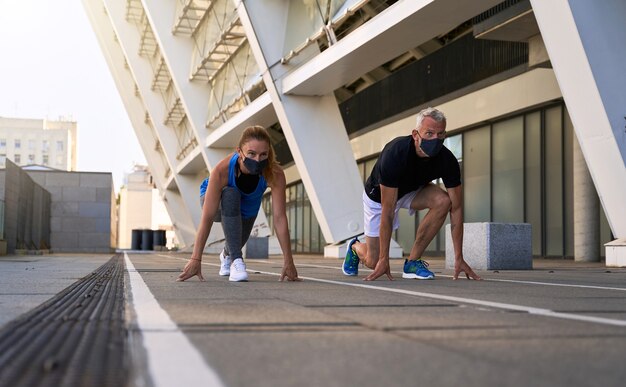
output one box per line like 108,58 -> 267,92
199,153 -> 267,219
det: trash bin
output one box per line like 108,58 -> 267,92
141,229 -> 153,251
153,229 -> 166,250
131,229 -> 142,251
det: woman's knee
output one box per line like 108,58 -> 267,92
220,186 -> 241,216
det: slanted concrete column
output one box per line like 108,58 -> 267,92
95,0 -> 199,247
531,0 -> 626,238
573,134 -> 599,262
236,1 -> 364,246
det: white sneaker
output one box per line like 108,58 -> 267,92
219,251 -> 232,276
229,258 -> 248,282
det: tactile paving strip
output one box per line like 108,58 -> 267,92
0,255 -> 128,387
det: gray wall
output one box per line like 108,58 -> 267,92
26,170 -> 115,253
0,160 -> 51,252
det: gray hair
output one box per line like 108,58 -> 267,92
416,107 -> 446,129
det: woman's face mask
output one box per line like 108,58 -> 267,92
241,155 -> 268,175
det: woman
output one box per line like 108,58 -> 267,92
177,125 -> 300,282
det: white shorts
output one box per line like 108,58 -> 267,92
363,189 -> 420,238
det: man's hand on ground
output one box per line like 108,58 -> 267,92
364,259 -> 394,281
453,260 -> 482,280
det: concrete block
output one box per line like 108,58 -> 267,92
445,223 -> 532,270
62,186 -> 97,202
244,237 -> 269,259
51,232 -> 79,248
79,233 -> 109,248
96,187 -> 113,202
51,202 -> 79,216
79,202 -> 110,218
50,217 -> 62,232
605,238 -> 626,267
94,217 -> 112,233
62,217 -> 97,232
44,186 -> 63,201
45,173 -> 80,187
80,173 -> 111,188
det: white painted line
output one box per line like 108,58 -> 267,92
462,277 -> 626,292
160,255 -> 626,327
124,253 -> 225,387
260,270 -> 626,327
274,262 -> 626,292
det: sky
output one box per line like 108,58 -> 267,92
0,0 -> 146,193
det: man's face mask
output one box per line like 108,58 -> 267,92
241,153 -> 268,175
417,131 -> 444,157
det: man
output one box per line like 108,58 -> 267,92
343,107 -> 481,281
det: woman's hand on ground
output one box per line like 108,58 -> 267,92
280,261 -> 302,282
177,259 -> 205,282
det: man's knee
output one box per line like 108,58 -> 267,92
434,192 -> 451,213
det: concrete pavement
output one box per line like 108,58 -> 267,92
2,252 -> 626,387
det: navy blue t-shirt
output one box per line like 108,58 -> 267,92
364,135 -> 461,203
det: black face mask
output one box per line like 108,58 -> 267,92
419,137 -> 444,157
241,154 -> 268,175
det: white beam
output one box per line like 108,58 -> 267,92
140,0 -> 226,170
282,0 -> 502,96
238,0 -> 364,244
82,0 -> 195,248
530,0 -> 626,237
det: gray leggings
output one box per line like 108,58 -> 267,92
217,186 -> 256,259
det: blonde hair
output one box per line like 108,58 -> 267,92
238,125 -> 278,184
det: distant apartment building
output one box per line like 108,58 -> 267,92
117,164 -> 176,249
0,116 -> 77,171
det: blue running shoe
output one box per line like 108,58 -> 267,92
342,237 -> 360,276
402,259 -> 434,279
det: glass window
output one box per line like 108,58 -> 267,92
56,155 -> 64,166
563,109 -> 575,257
0,154 -> 5,166
296,183 -> 304,252
56,141 -> 64,151
28,154 -> 35,164
283,1 -> 325,57
444,134 -> 462,160
463,126 -> 491,222
364,157 -> 377,185
0,139 -> 5,148
303,190 -> 311,252
29,140 -> 36,150
42,140 -> 49,153
14,154 -> 21,164
43,155 -> 49,165
14,139 -> 21,149
525,111 -> 542,256
492,116 -> 524,222
545,106 -> 563,256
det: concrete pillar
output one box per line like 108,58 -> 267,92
85,0 -> 198,248
531,0 -> 626,238
573,134 -> 599,262
236,0 -> 364,246
140,0 -> 230,170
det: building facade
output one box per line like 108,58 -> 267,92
82,0 -> 626,261
118,164 -> 177,249
0,116 -> 78,171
